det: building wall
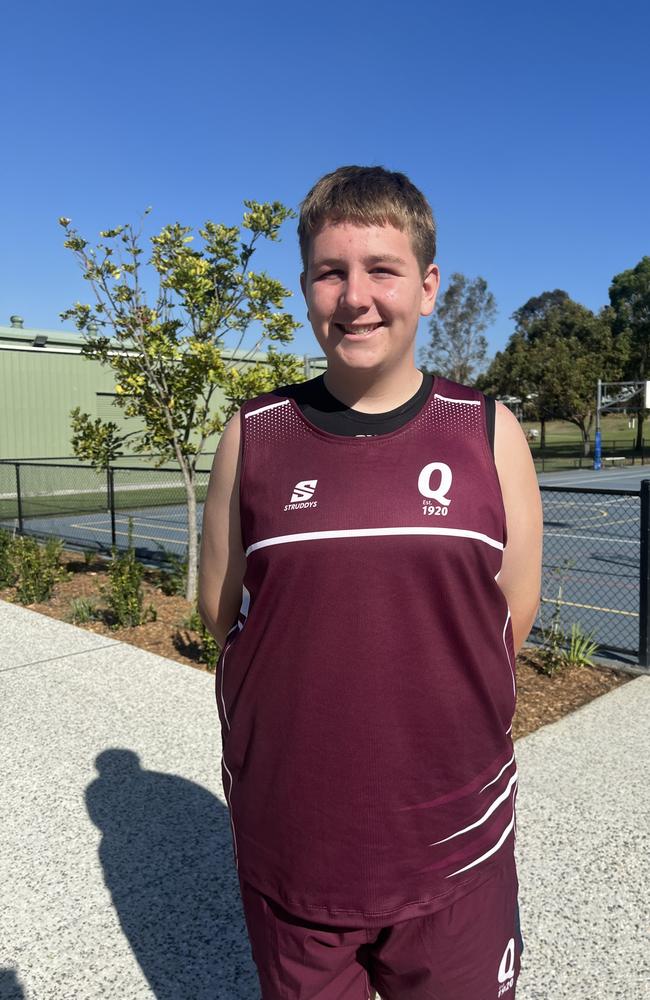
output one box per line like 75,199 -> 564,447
0,347 -> 122,459
0,321 -> 324,460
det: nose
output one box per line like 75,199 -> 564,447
339,268 -> 372,311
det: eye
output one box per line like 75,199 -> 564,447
315,269 -> 343,281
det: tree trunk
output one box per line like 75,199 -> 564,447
540,419 -> 547,449
582,426 -> 590,457
173,450 -> 198,603
184,477 -> 198,604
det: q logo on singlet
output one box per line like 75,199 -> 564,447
418,462 -> 453,511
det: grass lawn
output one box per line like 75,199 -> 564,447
522,413 -> 644,445
520,414 -> 647,472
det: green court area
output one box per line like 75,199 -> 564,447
0,467 -> 210,522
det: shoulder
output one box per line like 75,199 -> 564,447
432,376 -> 484,403
493,402 -> 539,499
494,401 -> 527,446
239,377 -> 321,417
240,377 -> 327,424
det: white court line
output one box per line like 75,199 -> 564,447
540,597 -> 638,617
544,513 -> 638,529
113,516 -> 188,534
69,523 -> 187,544
539,471 -> 644,487
543,496 -> 632,507
544,530 -> 638,546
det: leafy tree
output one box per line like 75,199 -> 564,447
609,257 -> 650,450
420,273 -> 496,384
510,289 -> 570,335
60,203 -> 302,602
479,293 -> 621,453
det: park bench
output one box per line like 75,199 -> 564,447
602,456 -> 627,467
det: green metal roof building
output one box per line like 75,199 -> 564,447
0,315 -> 324,461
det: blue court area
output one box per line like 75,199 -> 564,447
3,464 -> 648,659
0,503 -> 205,565
538,466 -> 649,660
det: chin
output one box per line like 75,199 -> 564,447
332,352 -> 385,373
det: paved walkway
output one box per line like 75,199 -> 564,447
1,600 -> 648,1000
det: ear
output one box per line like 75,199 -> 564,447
420,264 -> 440,318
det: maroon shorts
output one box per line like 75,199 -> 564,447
239,856 -> 523,999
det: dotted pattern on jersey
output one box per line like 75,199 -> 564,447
408,391 -> 484,441
244,399 -> 311,446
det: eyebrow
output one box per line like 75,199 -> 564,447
312,254 -> 408,269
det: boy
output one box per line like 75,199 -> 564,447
199,165 -> 542,999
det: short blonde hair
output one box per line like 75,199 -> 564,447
298,165 -> 436,276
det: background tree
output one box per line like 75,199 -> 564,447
420,273 -> 496,383
477,291 -> 571,446
609,256 -> 650,451
479,292 -> 621,453
60,203 -> 302,602
510,289 -> 570,334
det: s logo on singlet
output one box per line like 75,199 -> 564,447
418,462 -> 453,514
497,937 -> 516,996
291,480 -> 317,502
284,480 -> 318,511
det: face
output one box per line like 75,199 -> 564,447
301,221 -> 439,380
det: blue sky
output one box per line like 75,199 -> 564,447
2,0 -> 648,361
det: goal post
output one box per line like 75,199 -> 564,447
594,379 -> 650,470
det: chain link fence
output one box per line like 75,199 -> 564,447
537,484 -> 648,663
2,461 -> 650,666
531,439 -> 647,473
0,460 -> 211,565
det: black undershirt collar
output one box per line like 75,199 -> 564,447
273,373 -> 495,453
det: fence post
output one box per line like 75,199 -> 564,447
14,463 -> 24,533
640,479 -> 650,669
108,467 -> 117,547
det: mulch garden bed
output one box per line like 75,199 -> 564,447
0,550 -> 632,740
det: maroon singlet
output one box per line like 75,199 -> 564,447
217,375 -> 517,926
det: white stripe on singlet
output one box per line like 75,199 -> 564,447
434,394 -> 482,406
430,770 -> 518,845
446,807 -> 516,877
244,399 -> 290,419
245,526 -> 504,557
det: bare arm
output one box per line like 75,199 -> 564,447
198,412 -> 246,647
493,402 -> 543,653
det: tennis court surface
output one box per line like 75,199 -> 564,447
2,461 -> 649,661
537,466 -> 649,660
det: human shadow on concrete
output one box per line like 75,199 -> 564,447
85,749 -> 258,1000
0,969 -> 25,1000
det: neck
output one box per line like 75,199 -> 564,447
323,365 -> 424,413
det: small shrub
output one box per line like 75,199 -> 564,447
0,528 -> 17,587
537,562 -> 572,676
12,536 -> 66,604
82,549 -> 96,567
566,623 -> 599,667
69,597 -> 99,624
184,606 -> 220,670
159,551 -> 188,596
536,567 -> 599,675
104,522 -> 155,628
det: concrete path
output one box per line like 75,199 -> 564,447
1,600 -> 648,1000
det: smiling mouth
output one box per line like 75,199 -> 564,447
336,322 -> 383,336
